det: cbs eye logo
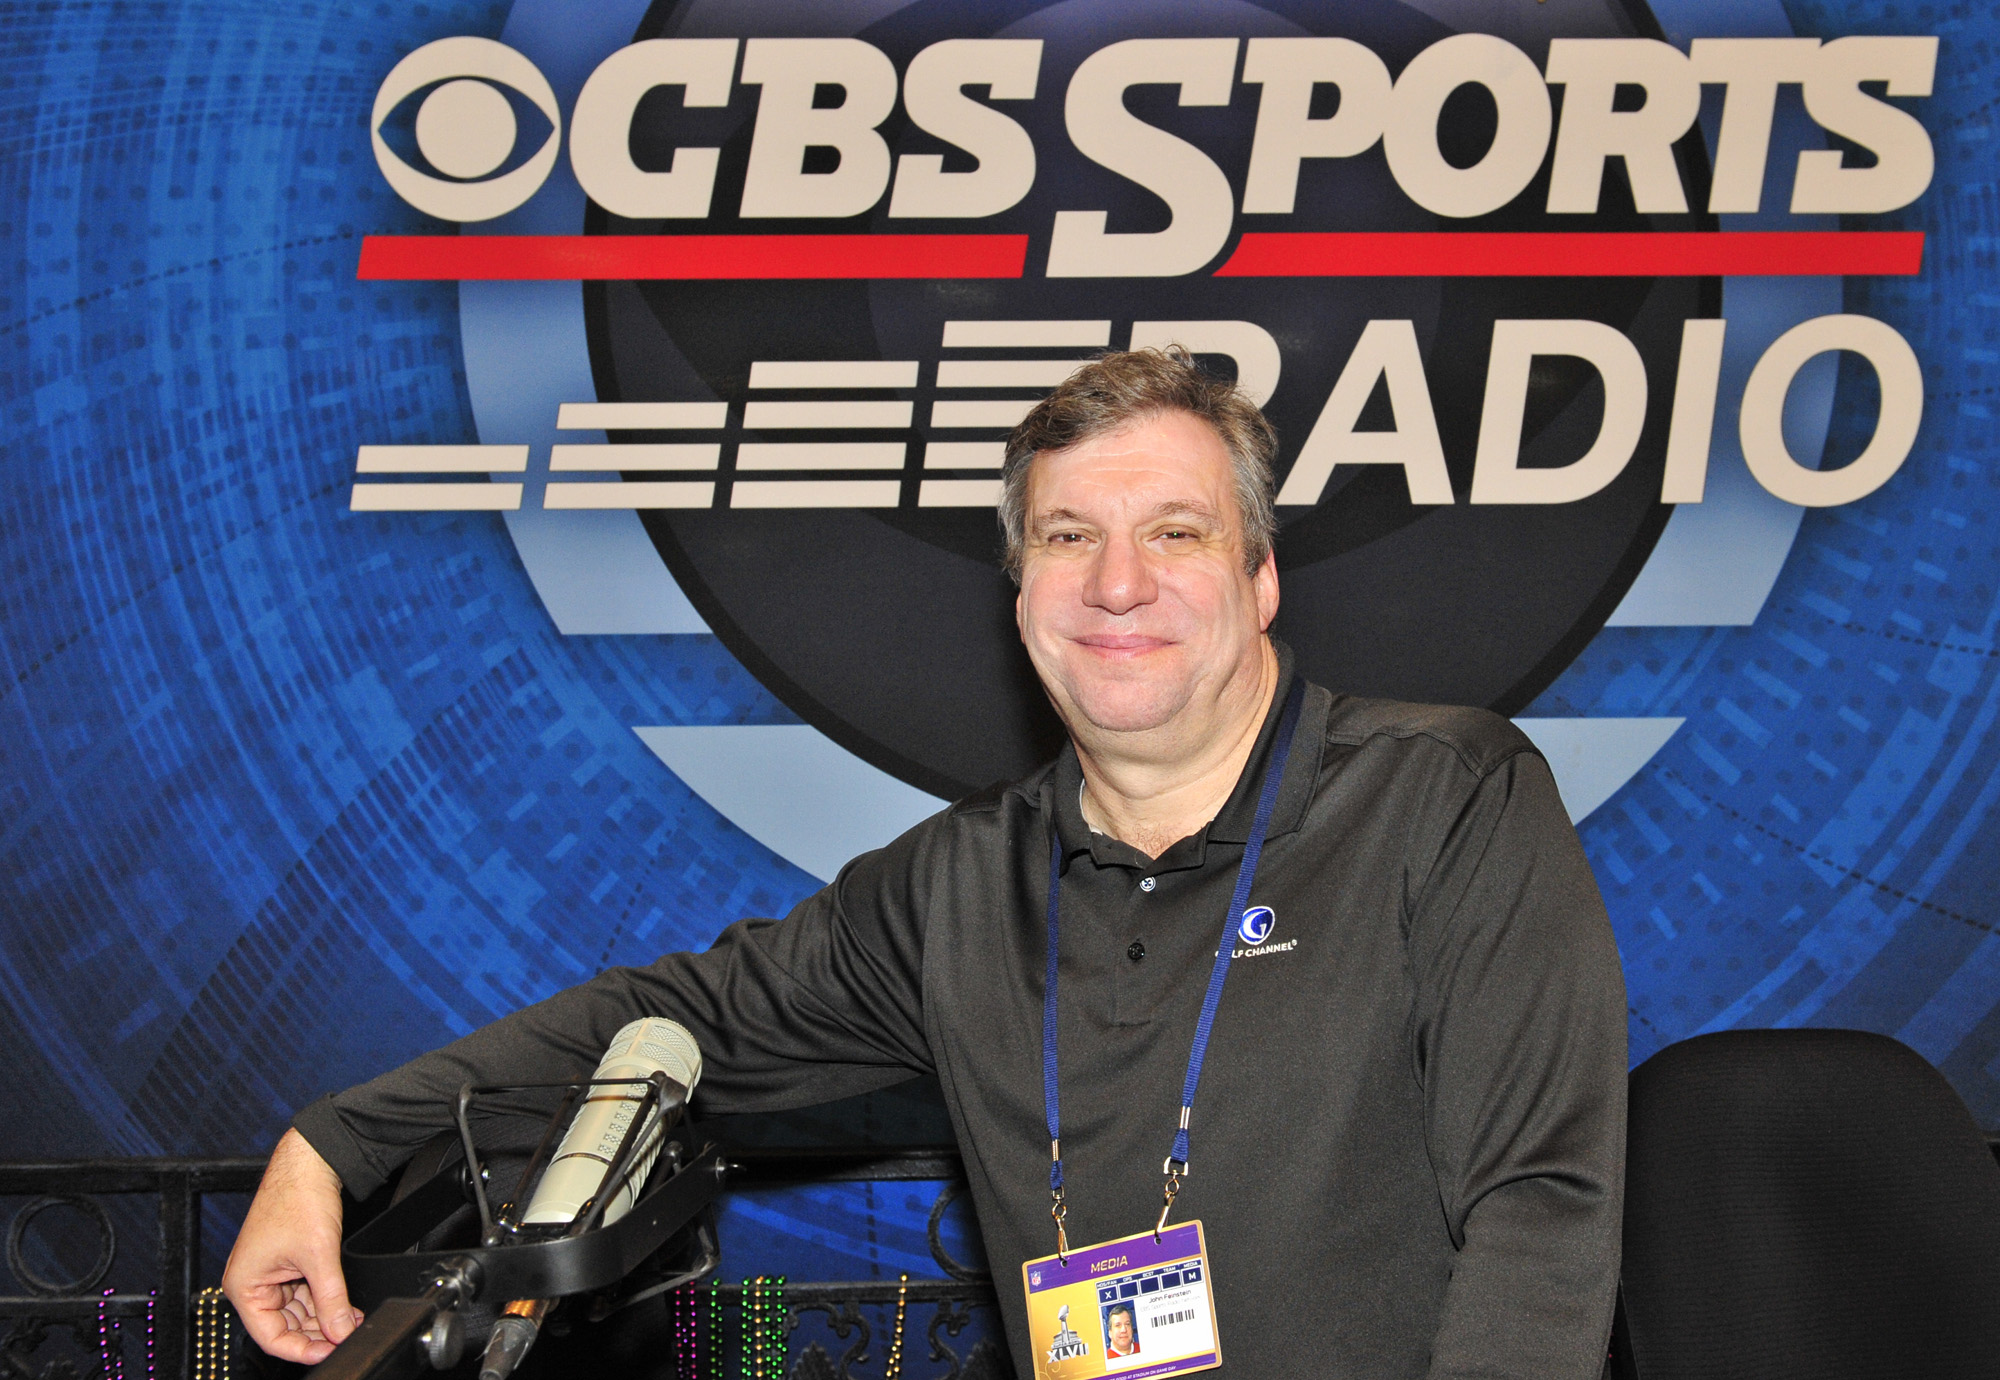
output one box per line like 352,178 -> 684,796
369,37 -> 560,223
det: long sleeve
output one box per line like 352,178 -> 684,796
293,814 -> 942,1199
1407,749 -> 1628,1380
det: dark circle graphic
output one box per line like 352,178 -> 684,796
584,0 -> 1713,799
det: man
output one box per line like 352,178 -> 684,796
224,349 -> 1626,1377
1105,1303 -> 1140,1358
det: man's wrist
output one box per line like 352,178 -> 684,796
289,1096 -> 384,1199
270,1127 -> 343,1196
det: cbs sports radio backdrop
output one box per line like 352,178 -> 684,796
5,0 -> 2000,1297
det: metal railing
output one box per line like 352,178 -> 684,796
14,1139 -> 1995,1379
717,1147 -> 1001,1380
0,1156 -> 266,1378
0,1148 -> 998,1380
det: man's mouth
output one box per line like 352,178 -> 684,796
1070,634 -> 1173,655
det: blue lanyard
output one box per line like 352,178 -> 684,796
1042,678 -> 1305,1257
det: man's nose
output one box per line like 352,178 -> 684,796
1084,533 -> 1157,615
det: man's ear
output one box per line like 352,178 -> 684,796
1254,546 -> 1280,632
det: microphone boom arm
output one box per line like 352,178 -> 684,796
312,1072 -> 727,1380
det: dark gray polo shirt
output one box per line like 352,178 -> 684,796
296,650 -> 1626,1379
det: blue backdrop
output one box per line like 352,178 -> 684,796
1,0 -> 1995,1336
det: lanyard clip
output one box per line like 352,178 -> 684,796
1049,1139 -> 1070,1264
1155,1157 -> 1188,1241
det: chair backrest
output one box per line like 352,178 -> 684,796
1616,1028 -> 2000,1380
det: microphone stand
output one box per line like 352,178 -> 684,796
304,1073 -> 725,1380
474,1073 -> 671,1380
304,1255 -> 482,1380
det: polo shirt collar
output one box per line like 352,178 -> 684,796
1045,639 -> 1325,872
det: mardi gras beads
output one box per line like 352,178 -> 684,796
883,1273 -> 909,1380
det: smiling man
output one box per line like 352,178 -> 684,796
225,349 -> 1626,1379
1013,403 -> 1280,862
1105,1301 -> 1140,1358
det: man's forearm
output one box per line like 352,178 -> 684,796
292,961 -> 680,1197
292,892 -> 935,1197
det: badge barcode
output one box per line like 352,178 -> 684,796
1152,1309 -> 1196,1327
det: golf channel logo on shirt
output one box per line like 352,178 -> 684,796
1233,904 -> 1294,958
352,3 -> 1941,806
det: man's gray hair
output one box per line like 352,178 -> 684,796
996,347 -> 1278,583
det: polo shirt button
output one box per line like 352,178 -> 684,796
1139,876 -> 1157,892
1127,940 -> 1146,962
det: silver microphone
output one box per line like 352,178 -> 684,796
479,1018 -> 703,1380
522,1017 -> 702,1227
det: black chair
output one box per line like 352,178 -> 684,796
1613,1028 -> 2000,1380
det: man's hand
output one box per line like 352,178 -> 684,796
222,1128 -> 362,1364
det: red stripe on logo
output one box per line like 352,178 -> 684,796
356,234 -> 1031,280
357,231 -> 1922,281
1214,231 -> 1925,277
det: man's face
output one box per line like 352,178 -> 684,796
1109,1311 -> 1135,1348
1015,410 -> 1279,739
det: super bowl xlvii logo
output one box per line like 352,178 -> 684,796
352,3 -> 1940,817
1047,1305 -> 1090,1364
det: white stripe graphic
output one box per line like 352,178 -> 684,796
936,359 -> 1083,388
929,399 -> 1038,430
744,400 -> 914,430
550,443 -> 720,471
544,482 -> 715,510
749,360 -> 919,389
556,402 -> 729,430
1511,718 -> 1686,823
737,443 -> 907,471
351,483 -> 522,511
919,479 -> 1002,507
731,480 -> 901,508
942,320 -> 1111,349
923,442 -> 1006,469
356,445 -> 529,473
